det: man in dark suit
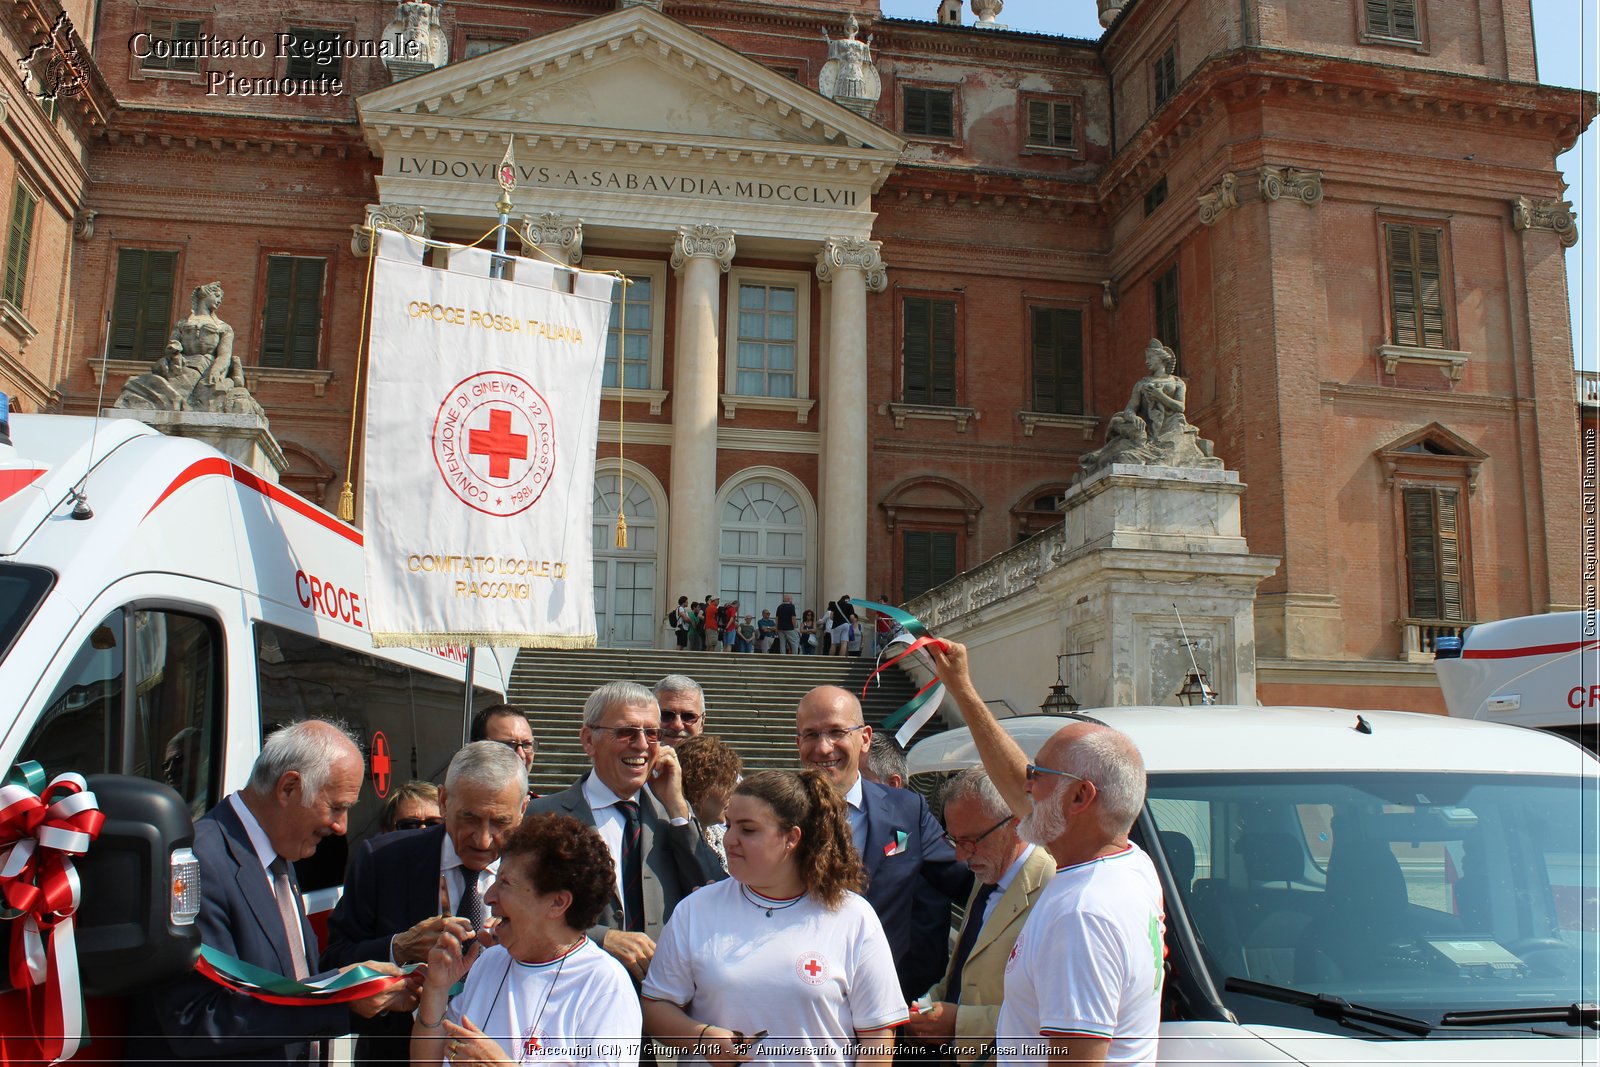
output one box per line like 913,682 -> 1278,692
903,768 -> 1054,1064
323,741 -> 528,1064
528,680 -> 725,982
127,720 -> 411,1065
796,686 -> 972,999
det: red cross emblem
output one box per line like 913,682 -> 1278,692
468,408 -> 529,480
432,371 -> 557,517
370,731 -> 391,798
521,1029 -> 542,1056
795,952 -> 828,985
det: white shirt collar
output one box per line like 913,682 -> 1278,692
228,792 -> 281,873
583,769 -> 638,812
994,843 -> 1035,894
843,774 -> 864,811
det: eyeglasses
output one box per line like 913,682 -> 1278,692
395,817 -> 443,831
941,815 -> 1012,851
590,725 -> 661,744
496,740 -> 536,754
796,724 -> 868,746
1025,763 -> 1091,785
660,711 -> 701,726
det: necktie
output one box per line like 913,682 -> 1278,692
945,881 -> 1000,1003
458,869 -> 485,933
268,857 -> 310,980
616,799 -> 645,932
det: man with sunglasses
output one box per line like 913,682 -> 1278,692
928,642 -> 1163,1067
904,767 -> 1055,1064
529,680 -> 726,982
652,673 -> 707,748
469,703 -> 538,774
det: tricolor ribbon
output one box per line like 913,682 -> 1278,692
0,760 -> 107,1064
852,599 -> 948,748
196,945 -> 415,1005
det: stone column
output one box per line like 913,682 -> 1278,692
667,224 -> 735,602
816,237 -> 886,603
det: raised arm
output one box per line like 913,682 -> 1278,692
926,641 -> 1032,819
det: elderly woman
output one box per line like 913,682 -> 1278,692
675,735 -> 743,869
379,779 -> 442,833
642,770 -> 904,1065
412,813 -> 641,1066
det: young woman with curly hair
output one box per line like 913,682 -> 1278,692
642,769 -> 905,1065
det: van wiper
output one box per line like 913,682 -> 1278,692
1440,1003 -> 1599,1030
1223,977 -> 1434,1036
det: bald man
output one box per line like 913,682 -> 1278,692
795,685 -> 972,999
929,643 -> 1164,1067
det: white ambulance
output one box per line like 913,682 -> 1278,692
1433,611 -> 1599,752
0,407 -> 511,1055
910,706 -> 1598,1062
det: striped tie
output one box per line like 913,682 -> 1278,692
616,799 -> 645,932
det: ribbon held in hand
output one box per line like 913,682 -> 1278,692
0,760 -> 107,1064
197,945 -> 415,1005
852,599 -> 948,748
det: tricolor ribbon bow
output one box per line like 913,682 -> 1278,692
853,598 -> 949,748
0,760 -> 106,1063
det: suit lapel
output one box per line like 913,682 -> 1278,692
968,848 -> 1050,961
216,802 -> 296,977
858,778 -> 889,877
408,825 -> 448,921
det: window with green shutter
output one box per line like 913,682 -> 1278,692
903,88 -> 955,138
260,255 -> 326,369
1026,100 -> 1075,150
1385,223 -> 1448,349
1030,307 -> 1084,414
142,20 -> 202,72
1365,0 -> 1421,42
110,249 -> 178,361
902,529 -> 958,602
1153,44 -> 1178,106
2,182 -> 38,309
1402,486 -> 1463,622
902,297 -> 958,405
1153,265 -> 1181,371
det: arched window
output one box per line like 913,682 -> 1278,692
719,478 -> 807,616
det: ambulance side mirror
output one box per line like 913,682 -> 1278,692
70,775 -> 202,997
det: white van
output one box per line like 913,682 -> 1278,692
1434,611 -> 1599,752
0,411 -> 510,1054
909,706 -> 1598,1062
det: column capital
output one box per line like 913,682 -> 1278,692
671,224 -> 736,273
1512,195 -> 1578,248
816,236 -> 887,292
519,212 -> 584,265
352,203 -> 429,257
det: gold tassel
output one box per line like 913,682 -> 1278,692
614,508 -> 628,548
337,481 -> 355,522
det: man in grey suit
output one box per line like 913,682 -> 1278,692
528,680 -> 725,981
903,768 -> 1054,1064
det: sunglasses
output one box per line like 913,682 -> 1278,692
591,725 -> 662,744
395,817 -> 443,831
660,711 -> 701,727
941,815 -> 1012,851
1025,763 -> 1091,785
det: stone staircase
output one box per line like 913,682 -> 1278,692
509,647 -> 926,795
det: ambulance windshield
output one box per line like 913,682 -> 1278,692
0,562 -> 54,664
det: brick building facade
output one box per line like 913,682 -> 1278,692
3,0 -> 1590,707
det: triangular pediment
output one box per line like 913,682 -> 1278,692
359,5 -> 903,155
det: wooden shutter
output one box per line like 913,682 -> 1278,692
110,249 -> 177,360
1053,102 -> 1074,148
1403,488 -> 1440,619
1388,225 -> 1447,350
930,300 -> 956,405
1368,0 -> 1419,40
930,531 -> 958,587
1031,307 -> 1084,413
903,530 -> 930,602
928,90 -> 954,137
1027,101 -> 1050,146
261,256 -> 325,369
903,297 -> 931,402
1436,488 -> 1462,620
3,184 -> 36,308
904,90 -> 929,135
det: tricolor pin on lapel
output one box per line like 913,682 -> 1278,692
884,830 -> 908,857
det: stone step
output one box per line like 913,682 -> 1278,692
509,646 -> 927,796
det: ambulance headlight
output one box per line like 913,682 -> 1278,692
170,846 -> 202,925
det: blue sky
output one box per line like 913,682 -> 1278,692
879,0 -> 1597,374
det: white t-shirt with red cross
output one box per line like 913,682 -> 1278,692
642,877 -> 907,1065
445,937 -> 641,1065
997,842 -> 1165,1066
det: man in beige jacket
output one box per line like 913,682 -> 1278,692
905,766 -> 1055,1064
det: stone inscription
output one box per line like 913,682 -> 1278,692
390,155 -> 862,208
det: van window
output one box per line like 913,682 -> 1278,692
0,562 -> 54,664
254,622 -> 502,892
22,607 -> 223,817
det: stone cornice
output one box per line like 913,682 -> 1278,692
100,111 -> 364,160
1319,381 -> 1516,413
1099,47 -> 1595,213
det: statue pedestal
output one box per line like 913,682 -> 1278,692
106,409 -> 288,484
904,463 -> 1279,716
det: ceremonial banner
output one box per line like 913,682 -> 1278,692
362,236 -> 614,646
